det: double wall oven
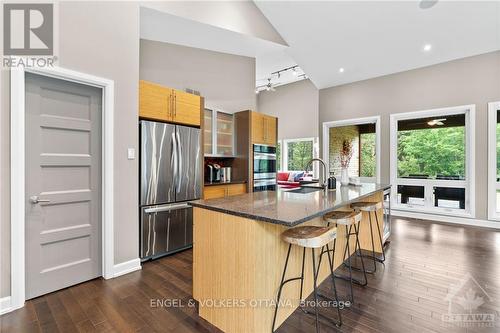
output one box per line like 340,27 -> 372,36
253,144 -> 277,192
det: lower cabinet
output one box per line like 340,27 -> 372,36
204,183 -> 246,200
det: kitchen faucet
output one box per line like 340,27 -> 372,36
304,158 -> 328,189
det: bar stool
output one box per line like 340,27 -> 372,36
350,201 -> 385,273
272,226 -> 342,333
321,210 -> 366,304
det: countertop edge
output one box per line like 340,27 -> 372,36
190,185 -> 391,227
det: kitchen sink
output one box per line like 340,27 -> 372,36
287,187 -> 324,194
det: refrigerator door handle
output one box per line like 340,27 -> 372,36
144,203 -> 190,214
171,130 -> 178,190
176,130 -> 183,193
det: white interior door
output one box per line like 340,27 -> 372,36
25,72 -> 102,299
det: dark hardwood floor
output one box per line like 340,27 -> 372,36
1,218 -> 499,332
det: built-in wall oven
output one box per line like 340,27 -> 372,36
253,144 -> 277,192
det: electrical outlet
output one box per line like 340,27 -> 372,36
127,148 -> 135,160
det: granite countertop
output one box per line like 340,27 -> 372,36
189,183 -> 391,226
204,180 -> 247,186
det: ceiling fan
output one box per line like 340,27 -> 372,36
427,118 -> 446,126
256,78 -> 276,93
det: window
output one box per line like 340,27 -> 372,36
282,137 -> 318,176
390,105 -> 475,217
488,102 -> 500,220
322,117 -> 380,182
277,141 -> 282,171
360,132 -> 376,177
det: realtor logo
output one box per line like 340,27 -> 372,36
3,3 -> 53,56
442,273 -> 496,328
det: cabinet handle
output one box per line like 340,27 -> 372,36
170,92 -> 173,118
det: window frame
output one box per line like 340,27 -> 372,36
282,137 -> 319,176
389,104 -> 475,218
487,101 -> 500,221
277,140 -> 283,172
322,116 -> 381,183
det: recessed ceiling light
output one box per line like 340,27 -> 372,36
423,44 -> 432,52
339,68 -> 345,73
419,0 -> 438,10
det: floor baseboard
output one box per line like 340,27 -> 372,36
113,258 -> 142,278
392,210 -> 500,229
0,296 -> 12,315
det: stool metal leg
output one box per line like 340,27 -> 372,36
352,222 -> 368,286
368,211 -> 377,273
311,248 -> 320,333
374,212 -> 386,263
325,241 -> 342,327
272,244 -> 292,333
345,225 -> 354,303
299,247 -> 306,300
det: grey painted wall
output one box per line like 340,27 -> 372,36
142,1 -> 286,46
0,1 -> 140,297
140,39 -> 256,113
257,79 -> 319,139
319,51 -> 500,220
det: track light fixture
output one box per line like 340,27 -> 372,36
271,65 -> 301,79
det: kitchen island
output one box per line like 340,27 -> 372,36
189,183 -> 390,333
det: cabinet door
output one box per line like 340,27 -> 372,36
173,90 -> 201,126
203,185 -> 226,199
139,80 -> 172,122
264,116 -> 277,145
251,112 -> 265,144
204,109 -> 213,155
226,184 -> 246,196
216,112 -> 234,156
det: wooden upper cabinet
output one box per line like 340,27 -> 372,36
251,111 -> 277,146
139,80 -> 173,122
264,115 -> 277,145
139,80 -> 201,126
173,89 -> 201,126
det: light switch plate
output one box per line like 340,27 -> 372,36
127,148 -> 135,160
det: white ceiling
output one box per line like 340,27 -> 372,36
255,1 -> 500,89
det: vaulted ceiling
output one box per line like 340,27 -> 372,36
255,0 -> 500,89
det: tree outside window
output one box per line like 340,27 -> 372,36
397,126 -> 465,179
360,133 -> 376,177
287,140 -> 313,171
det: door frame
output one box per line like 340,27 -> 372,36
322,115 -> 381,183
10,64 -> 115,311
488,101 -> 500,221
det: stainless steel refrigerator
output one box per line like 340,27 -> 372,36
140,120 -> 201,260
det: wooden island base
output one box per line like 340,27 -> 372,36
192,191 -> 384,333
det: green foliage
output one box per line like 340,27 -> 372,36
288,141 -> 313,171
360,133 -> 376,177
397,126 -> 465,178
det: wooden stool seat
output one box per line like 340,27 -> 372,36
350,201 -> 382,212
323,210 -> 362,226
281,226 -> 337,249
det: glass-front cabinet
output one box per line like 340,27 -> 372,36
216,112 -> 234,155
204,109 -> 213,155
204,109 -> 234,156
